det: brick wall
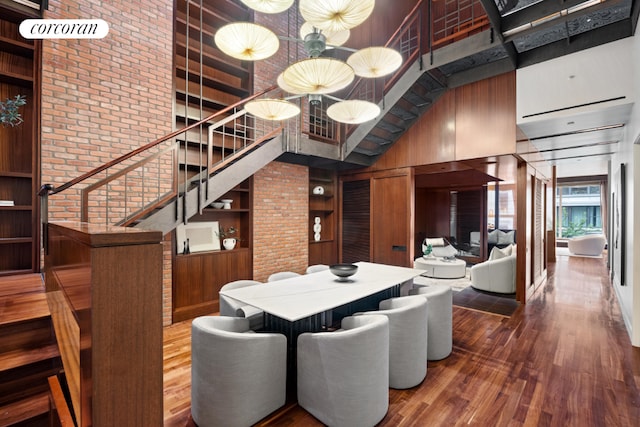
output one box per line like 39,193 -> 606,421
40,0 -> 174,324
253,161 -> 309,282
41,0 -> 173,219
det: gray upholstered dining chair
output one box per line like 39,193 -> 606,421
218,279 -> 264,330
191,316 -> 287,427
297,314 -> 390,427
305,264 -> 329,274
267,271 -> 301,282
409,284 -> 453,360
355,295 -> 428,389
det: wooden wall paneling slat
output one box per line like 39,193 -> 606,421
341,179 -> 371,263
516,161 -> 531,303
455,72 -> 516,160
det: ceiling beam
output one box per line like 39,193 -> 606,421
503,0 -> 629,42
502,0 -> 609,30
517,18 -> 633,67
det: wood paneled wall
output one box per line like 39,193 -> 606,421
362,72 -> 516,172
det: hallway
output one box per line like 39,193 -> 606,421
163,254 -> 640,426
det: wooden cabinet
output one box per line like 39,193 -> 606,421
0,17 -> 39,276
309,168 -> 338,265
172,178 -> 253,322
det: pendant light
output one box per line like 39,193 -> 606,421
299,0 -> 375,32
214,22 -> 279,61
327,99 -> 380,124
239,0 -> 294,14
245,99 -> 301,121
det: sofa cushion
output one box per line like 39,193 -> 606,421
425,237 -> 445,247
497,230 -> 515,245
489,245 -> 512,260
488,229 -> 499,244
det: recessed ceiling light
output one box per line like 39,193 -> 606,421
567,121 -> 575,125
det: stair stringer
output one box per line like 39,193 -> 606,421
135,133 -> 285,235
342,59 -> 425,161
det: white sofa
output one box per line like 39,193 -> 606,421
567,234 -> 606,256
470,244 -> 516,294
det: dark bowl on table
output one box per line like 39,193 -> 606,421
329,264 -> 358,280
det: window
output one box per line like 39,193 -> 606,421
556,182 -> 603,238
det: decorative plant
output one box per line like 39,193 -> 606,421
0,95 -> 27,127
217,226 -> 237,239
423,243 -> 433,256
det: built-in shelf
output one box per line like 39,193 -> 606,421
0,35 -> 34,56
309,168 -> 338,265
0,70 -> 34,87
0,237 -> 33,244
0,205 -> 33,211
0,16 -> 39,276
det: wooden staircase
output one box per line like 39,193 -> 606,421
0,274 -> 61,427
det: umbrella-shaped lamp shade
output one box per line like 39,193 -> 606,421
347,46 -> 403,78
214,22 -> 279,61
276,73 -> 300,94
245,99 -> 300,121
299,0 -> 375,32
280,57 -> 355,95
299,22 -> 350,48
239,0 -> 294,14
327,100 -> 380,124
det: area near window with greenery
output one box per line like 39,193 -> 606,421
556,183 -> 604,238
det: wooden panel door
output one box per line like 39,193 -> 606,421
342,179 -> 371,263
372,173 -> 412,267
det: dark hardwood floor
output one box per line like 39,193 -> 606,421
164,254 -> 640,426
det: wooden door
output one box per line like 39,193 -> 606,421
372,173 -> 413,266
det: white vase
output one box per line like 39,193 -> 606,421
313,223 -> 321,233
223,238 -> 236,250
314,232 -> 321,242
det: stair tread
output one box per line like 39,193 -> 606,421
0,390 -> 50,427
0,274 -> 44,298
0,292 -> 50,328
0,342 -> 59,373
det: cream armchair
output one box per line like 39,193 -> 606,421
568,234 -> 606,256
470,245 -> 516,294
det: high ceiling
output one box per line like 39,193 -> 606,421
478,0 -> 638,178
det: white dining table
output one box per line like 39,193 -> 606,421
219,261 -> 423,322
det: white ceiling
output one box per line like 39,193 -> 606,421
515,37 -> 635,179
517,103 -> 632,178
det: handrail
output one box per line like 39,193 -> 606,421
41,84 -> 277,197
384,0 -> 425,49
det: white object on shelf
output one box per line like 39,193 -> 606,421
0,200 -> 15,206
220,199 -> 233,209
312,186 -> 324,195
314,232 -> 321,241
314,216 -> 321,224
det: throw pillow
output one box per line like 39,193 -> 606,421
489,245 -> 511,260
488,229 -> 498,244
425,237 -> 445,247
498,230 -> 515,245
